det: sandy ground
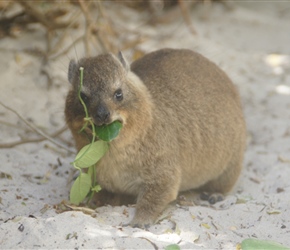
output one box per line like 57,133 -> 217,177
0,2 -> 290,249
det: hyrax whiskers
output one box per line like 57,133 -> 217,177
65,48 -> 246,227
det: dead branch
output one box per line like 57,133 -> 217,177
49,35 -> 84,61
77,0 -> 93,56
14,0 -> 69,30
77,0 -> 118,55
0,126 -> 68,149
178,0 -> 197,35
47,9 -> 82,58
0,101 -> 74,153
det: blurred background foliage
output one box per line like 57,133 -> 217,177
0,0 -> 228,60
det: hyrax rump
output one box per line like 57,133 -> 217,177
65,48 -> 246,227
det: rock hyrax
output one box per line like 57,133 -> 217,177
65,48 -> 246,227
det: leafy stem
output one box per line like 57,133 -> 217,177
70,66 -> 122,205
73,67 -> 96,169
78,67 -> 88,118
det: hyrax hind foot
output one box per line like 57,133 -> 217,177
199,159 -> 244,204
200,192 -> 224,204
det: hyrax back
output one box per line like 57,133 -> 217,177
65,48 -> 246,227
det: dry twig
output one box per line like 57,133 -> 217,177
14,0 -> 69,30
0,126 -> 67,149
0,101 -> 74,153
178,0 -> 197,35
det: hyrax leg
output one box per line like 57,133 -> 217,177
130,173 -> 180,228
200,157 -> 243,196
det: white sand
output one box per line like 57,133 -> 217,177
0,2 -> 290,249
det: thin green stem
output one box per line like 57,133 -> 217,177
74,67 -> 97,191
71,66 -> 103,205
78,67 -> 89,118
73,66 -> 96,167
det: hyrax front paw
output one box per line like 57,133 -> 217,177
129,220 -> 151,230
128,194 -> 177,228
126,207 -> 156,229
122,214 -> 153,229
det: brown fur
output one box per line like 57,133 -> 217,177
65,48 -> 246,227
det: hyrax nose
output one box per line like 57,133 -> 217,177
94,104 -> 110,125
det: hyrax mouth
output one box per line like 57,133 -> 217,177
115,118 -> 124,125
92,118 -> 123,127
82,115 -> 124,134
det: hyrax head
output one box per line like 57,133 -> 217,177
67,52 -> 135,127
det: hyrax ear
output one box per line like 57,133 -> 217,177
118,51 -> 130,72
68,59 -> 78,84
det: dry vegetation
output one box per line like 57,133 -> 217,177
0,1 -> 178,57
0,0 -> 226,149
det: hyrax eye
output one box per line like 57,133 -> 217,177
114,89 -> 123,101
80,92 -> 89,104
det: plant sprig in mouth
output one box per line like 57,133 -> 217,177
69,67 -> 123,205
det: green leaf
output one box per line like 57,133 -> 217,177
74,140 -> 109,169
241,239 -> 290,250
95,121 -> 123,142
165,244 -> 180,250
91,185 -> 102,192
87,165 -> 94,178
70,173 -> 92,205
